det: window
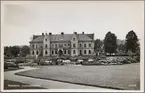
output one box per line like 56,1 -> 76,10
51,44 -> 53,47
32,44 -> 35,48
68,44 -> 70,46
73,38 -> 75,41
89,50 -> 91,54
32,51 -> 34,55
36,51 -> 39,55
64,44 -> 67,47
80,44 -> 82,47
45,50 -> 47,54
84,50 -> 86,54
73,50 -> 76,54
45,44 -> 47,48
68,50 -> 70,54
84,44 -> 86,48
55,44 -> 57,48
89,43 -> 91,47
80,50 -> 82,55
36,45 -> 37,48
55,50 -> 57,54
45,39 -> 47,42
64,50 -> 66,54
52,50 -> 54,54
73,44 -> 76,48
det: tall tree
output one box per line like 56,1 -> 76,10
125,30 -> 139,53
104,31 -> 117,54
20,45 -> 30,57
10,46 -> 20,57
94,39 -> 103,55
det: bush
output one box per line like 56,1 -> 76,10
4,62 -> 19,69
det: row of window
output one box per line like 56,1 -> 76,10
51,43 -> 70,48
32,44 -> 43,48
45,50 -> 70,55
32,51 -> 39,55
44,43 -> 92,48
44,50 -> 92,55
32,50 -> 92,55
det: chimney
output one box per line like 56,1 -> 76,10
42,33 -> 44,36
61,32 -> 64,35
82,32 -> 84,34
49,32 -> 52,35
73,32 -> 77,34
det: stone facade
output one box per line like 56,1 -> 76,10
29,32 -> 95,57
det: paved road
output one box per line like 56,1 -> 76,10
4,66 -> 114,90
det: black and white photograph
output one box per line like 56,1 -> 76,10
1,1 -> 144,92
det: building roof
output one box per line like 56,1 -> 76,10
30,33 -> 94,43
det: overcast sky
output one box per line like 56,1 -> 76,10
1,1 -> 144,46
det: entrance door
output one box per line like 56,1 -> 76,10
58,49 -> 63,56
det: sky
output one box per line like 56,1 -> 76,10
1,1 -> 144,46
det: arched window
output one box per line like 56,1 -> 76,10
73,50 -> 76,54
55,50 -> 57,54
32,51 -> 35,55
45,50 -> 47,54
64,50 -> 66,54
84,50 -> 86,54
80,44 -> 82,47
89,50 -> 91,54
52,50 -> 54,54
36,51 -> 39,55
45,44 -> 47,48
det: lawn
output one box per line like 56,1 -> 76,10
15,63 -> 140,90
4,80 -> 45,89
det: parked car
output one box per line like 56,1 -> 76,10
76,60 -> 83,65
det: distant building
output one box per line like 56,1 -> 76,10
29,32 -> 95,57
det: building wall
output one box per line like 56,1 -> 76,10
43,34 -> 50,56
71,33 -> 79,56
30,42 -> 43,56
30,33 -> 95,57
50,42 -> 71,56
78,41 -> 94,55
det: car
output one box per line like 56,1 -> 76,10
45,60 -> 52,63
76,60 -> 84,65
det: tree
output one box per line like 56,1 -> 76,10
117,43 -> 126,52
125,30 -> 139,53
104,31 -> 117,54
20,45 -> 30,57
94,39 -> 103,55
10,46 -> 20,57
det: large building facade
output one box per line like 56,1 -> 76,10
29,32 -> 95,57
